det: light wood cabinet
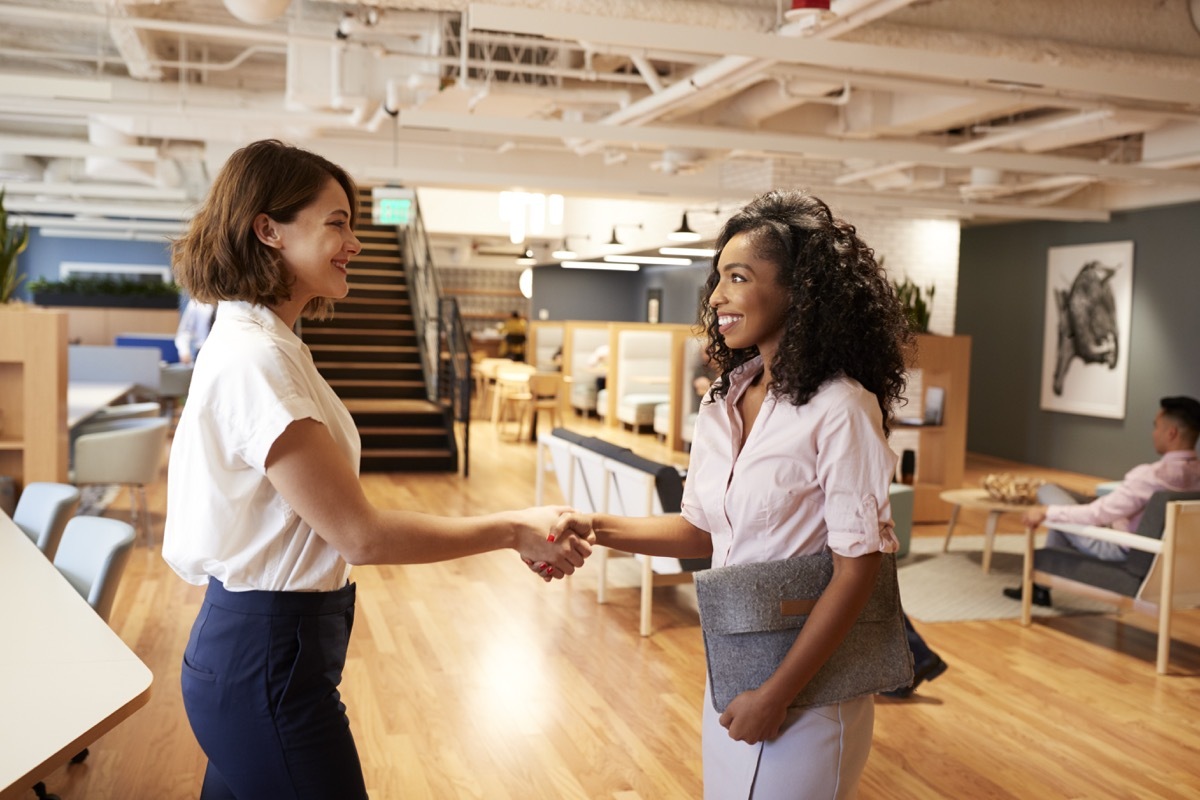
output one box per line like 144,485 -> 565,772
0,307 -> 69,490
57,306 -> 178,345
907,334 -> 972,522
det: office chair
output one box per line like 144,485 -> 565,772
32,516 -> 137,800
72,417 -> 170,546
12,482 -> 81,563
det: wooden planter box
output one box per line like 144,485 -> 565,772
34,291 -> 180,310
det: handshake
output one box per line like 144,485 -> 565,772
515,506 -> 597,582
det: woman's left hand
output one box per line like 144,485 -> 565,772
718,687 -> 788,745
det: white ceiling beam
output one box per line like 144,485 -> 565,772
0,74 -> 112,101
466,3 -> 1200,108
0,181 -> 189,202
0,135 -> 157,161
395,110 -> 1200,187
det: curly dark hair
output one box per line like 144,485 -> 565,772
699,190 -> 912,433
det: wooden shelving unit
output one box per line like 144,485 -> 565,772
908,334 -> 972,522
0,307 -> 69,490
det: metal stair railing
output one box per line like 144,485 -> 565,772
397,193 -> 473,476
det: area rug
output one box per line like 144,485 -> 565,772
78,484 -> 121,517
898,534 -> 1115,623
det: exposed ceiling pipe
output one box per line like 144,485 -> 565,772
96,1 -> 163,81
629,54 -> 663,95
0,4 -> 340,48
569,0 -> 918,156
0,44 -> 286,73
948,110 -> 1115,154
222,0 -> 293,25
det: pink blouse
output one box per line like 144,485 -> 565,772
680,357 -> 899,566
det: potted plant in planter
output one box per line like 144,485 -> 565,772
892,275 -> 935,334
0,188 -> 30,305
29,274 -> 182,309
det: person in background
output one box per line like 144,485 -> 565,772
553,190 -> 911,798
1004,395 -> 1200,607
497,309 -> 528,360
174,296 -> 217,364
164,139 -> 591,800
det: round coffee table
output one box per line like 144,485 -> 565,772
938,488 -> 1035,573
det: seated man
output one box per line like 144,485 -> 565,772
1004,395 -> 1200,606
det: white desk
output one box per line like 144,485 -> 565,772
0,512 -> 153,799
67,381 -> 135,429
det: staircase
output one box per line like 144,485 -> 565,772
300,193 -> 458,472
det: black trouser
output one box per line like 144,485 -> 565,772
181,578 -> 367,800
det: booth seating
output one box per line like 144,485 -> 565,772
653,404 -> 698,449
1021,492 -> 1200,673
536,427 -> 708,636
571,381 -> 599,415
611,330 -> 670,432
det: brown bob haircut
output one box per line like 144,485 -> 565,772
171,139 -> 358,320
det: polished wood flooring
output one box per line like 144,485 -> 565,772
35,414 -> 1200,799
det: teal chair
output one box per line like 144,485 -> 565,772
13,482 -> 81,563
890,483 -> 915,558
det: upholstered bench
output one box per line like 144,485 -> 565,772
616,392 -> 669,430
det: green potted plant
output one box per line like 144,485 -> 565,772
892,275 -> 935,334
0,188 -> 30,304
29,274 -> 181,309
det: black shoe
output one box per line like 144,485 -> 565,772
881,654 -> 949,699
1002,584 -> 1052,607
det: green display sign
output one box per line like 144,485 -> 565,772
376,197 -> 412,225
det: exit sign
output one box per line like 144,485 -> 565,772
371,187 -> 416,226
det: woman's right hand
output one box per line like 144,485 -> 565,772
510,507 -> 593,581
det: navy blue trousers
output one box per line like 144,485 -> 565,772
181,578 -> 368,800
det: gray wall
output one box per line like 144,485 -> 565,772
957,200 -> 1200,479
13,229 -> 174,302
636,262 -> 711,325
531,261 -> 711,324
530,264 -> 644,322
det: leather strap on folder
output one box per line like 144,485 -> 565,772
780,599 -> 818,616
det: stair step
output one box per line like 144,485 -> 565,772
347,282 -> 409,294
309,344 -> 420,354
347,270 -> 406,285
361,448 -> 456,458
360,452 -> 458,473
301,330 -> 416,346
340,295 -> 411,306
322,369 -> 424,383
359,426 -> 446,435
329,379 -> 426,388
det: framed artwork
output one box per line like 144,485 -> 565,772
1039,240 -> 1134,419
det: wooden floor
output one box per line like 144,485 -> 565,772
35,414 -> 1200,799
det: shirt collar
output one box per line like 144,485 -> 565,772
219,300 -> 301,344
1162,449 -> 1198,462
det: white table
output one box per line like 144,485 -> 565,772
0,512 -> 153,799
67,381 -> 136,429
939,488 -> 1035,574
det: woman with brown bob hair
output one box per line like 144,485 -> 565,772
163,139 -> 591,799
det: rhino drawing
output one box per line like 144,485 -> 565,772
1052,260 -> 1120,396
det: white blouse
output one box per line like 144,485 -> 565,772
163,300 -> 361,592
681,358 -> 898,567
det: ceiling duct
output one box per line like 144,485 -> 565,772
222,0 -> 293,25
84,118 -> 158,186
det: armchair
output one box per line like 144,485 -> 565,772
1020,491 -> 1200,673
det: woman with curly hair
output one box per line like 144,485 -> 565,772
554,190 -> 912,798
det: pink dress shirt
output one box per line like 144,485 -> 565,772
680,357 -> 899,567
1046,450 -> 1200,532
